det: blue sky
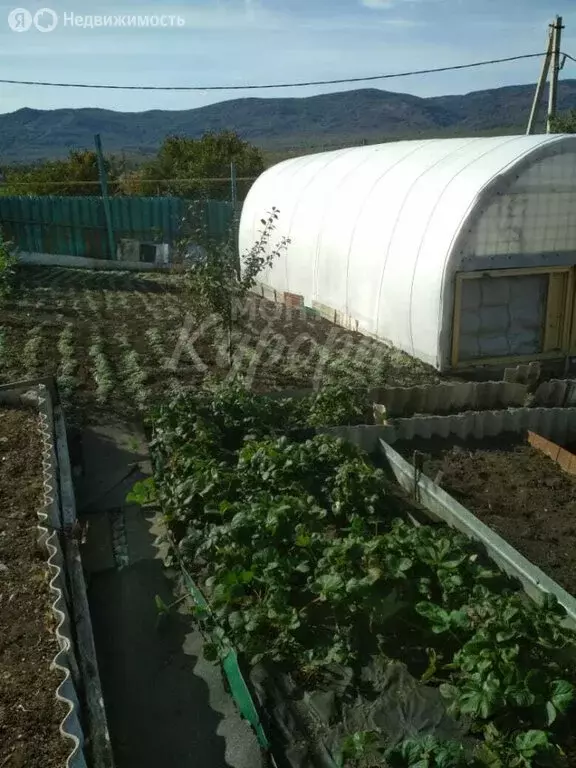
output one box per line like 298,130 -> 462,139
0,0 -> 574,114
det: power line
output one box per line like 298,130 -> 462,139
0,52 -> 550,92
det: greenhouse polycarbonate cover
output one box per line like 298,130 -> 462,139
240,134 -> 576,369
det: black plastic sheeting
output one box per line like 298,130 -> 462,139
249,657 -> 478,768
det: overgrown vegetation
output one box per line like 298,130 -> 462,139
131,131 -> 264,199
1,149 -> 116,196
144,380 -> 576,768
0,131 -> 264,198
550,109 -> 576,134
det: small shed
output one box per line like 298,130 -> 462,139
239,135 -> 576,372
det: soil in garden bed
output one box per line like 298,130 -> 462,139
0,406 -> 71,768
0,265 -> 445,428
395,433 -> 576,597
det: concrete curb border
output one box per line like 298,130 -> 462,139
18,251 -> 168,272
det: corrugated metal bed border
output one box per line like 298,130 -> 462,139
375,406 -> 576,445
262,382 -> 530,413
373,377 -> 576,417
0,379 -> 114,768
0,384 -> 87,767
372,381 -> 529,418
259,374 -> 576,419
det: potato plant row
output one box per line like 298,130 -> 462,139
0,265 -> 441,428
146,382 -> 576,768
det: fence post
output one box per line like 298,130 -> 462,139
94,133 -> 116,260
230,163 -> 243,275
230,162 -> 238,208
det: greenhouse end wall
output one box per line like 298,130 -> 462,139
445,137 -> 576,371
239,135 -> 576,373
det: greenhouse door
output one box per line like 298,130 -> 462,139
451,268 -> 573,368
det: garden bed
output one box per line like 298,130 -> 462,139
0,265 -> 441,427
143,383 -> 576,768
394,434 -> 576,598
0,404 -> 72,768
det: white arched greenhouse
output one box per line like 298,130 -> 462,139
239,134 -> 576,372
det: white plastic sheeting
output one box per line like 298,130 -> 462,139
239,135 -> 576,370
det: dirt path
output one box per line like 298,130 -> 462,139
0,406 -> 71,768
76,422 -> 262,768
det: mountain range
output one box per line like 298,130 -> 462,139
1,79 -> 576,163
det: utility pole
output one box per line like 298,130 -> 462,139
546,15 -> 564,133
526,24 -> 553,134
94,133 -> 116,260
526,16 -> 564,135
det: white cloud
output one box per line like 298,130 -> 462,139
243,0 -> 257,20
301,15 -> 421,30
362,0 -> 395,8
361,0 -> 441,6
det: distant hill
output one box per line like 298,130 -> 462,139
2,80 -> 576,163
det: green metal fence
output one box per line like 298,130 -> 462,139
0,195 -> 236,260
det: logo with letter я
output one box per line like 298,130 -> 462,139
8,7 -> 58,32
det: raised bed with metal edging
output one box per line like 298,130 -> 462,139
0,378 -> 114,768
355,409 -> 576,623
151,406 -> 576,768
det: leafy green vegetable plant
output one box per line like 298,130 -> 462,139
22,325 -> 42,377
142,378 -> 576,767
339,730 -> 386,767
126,478 -> 157,506
437,592 -> 576,731
57,322 -> 79,400
88,333 -> 114,404
386,735 -> 469,768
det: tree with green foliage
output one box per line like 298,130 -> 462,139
2,150 -> 119,196
0,131 -> 263,199
134,131 -> 265,199
550,109 -> 576,133
182,207 -> 289,366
